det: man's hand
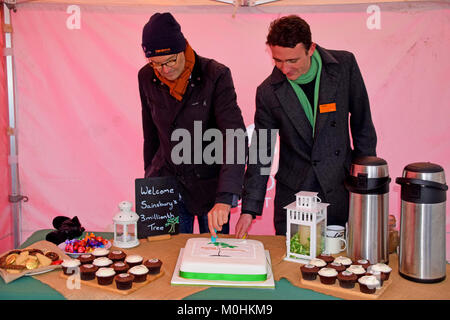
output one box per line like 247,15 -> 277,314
235,213 -> 253,239
208,203 -> 231,237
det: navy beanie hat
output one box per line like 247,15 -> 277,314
142,12 -> 186,58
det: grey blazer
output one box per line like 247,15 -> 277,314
241,45 -> 377,224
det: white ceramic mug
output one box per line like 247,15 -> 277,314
325,236 -> 347,254
326,225 -> 345,238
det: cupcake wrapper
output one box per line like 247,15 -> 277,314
132,274 -> 147,283
116,281 -> 133,290
359,283 -> 376,294
97,276 -> 114,286
301,272 -> 318,281
338,279 -> 356,289
319,275 -> 337,285
80,272 -> 96,281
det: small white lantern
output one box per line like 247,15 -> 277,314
113,201 -> 139,248
284,191 -> 328,264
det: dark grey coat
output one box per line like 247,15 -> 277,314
242,45 -> 377,233
138,53 -> 247,215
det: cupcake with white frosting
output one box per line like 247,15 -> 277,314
129,265 -> 149,283
300,264 -> 320,281
370,263 -> 392,280
125,254 -> 143,268
354,259 -> 370,269
308,258 -> 327,269
346,264 -> 366,279
333,256 -> 352,267
317,267 -> 338,285
358,275 -> 380,294
92,247 -> 110,258
61,259 -> 81,275
95,267 -> 116,285
93,257 -> 113,268
79,263 -> 98,281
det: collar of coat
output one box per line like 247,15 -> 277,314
269,44 -> 339,85
151,51 -> 204,87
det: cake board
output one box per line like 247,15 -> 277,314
299,273 -> 391,300
60,269 -> 165,295
171,249 -> 275,289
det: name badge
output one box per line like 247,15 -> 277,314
319,103 -> 336,113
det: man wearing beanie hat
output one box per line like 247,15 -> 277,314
138,13 -> 247,237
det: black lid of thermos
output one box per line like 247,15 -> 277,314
345,156 -> 391,194
395,162 -> 448,204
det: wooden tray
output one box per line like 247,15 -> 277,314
299,273 -> 391,299
60,269 -> 165,295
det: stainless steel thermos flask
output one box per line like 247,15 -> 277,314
396,162 -> 447,283
345,156 -> 391,264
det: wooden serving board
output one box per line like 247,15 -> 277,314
299,273 -> 391,299
60,269 -> 165,295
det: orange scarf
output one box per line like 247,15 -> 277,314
154,41 -> 195,101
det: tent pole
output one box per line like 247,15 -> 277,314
3,2 -> 25,249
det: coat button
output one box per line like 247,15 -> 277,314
152,78 -> 157,82
191,83 -> 195,87
335,150 -> 340,156
330,121 -> 337,127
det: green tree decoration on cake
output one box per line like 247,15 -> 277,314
208,241 -> 237,257
165,216 -> 179,233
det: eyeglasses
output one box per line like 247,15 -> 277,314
149,54 -> 178,70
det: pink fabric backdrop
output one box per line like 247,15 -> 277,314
2,3 -> 449,259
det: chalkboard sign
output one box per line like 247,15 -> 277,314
135,176 -> 180,239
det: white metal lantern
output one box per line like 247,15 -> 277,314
284,191 -> 328,264
113,201 -> 139,248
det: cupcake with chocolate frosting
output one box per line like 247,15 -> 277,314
327,262 -> 346,273
317,253 -> 334,264
77,253 -> 95,265
337,270 -> 357,289
108,250 -> 126,262
112,261 -> 130,274
79,264 -> 98,281
144,258 -> 162,274
115,273 -> 134,290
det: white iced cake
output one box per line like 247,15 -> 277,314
179,238 -> 268,282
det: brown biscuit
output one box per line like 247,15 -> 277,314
26,249 -> 44,256
45,252 -> 59,261
0,264 -> 26,270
